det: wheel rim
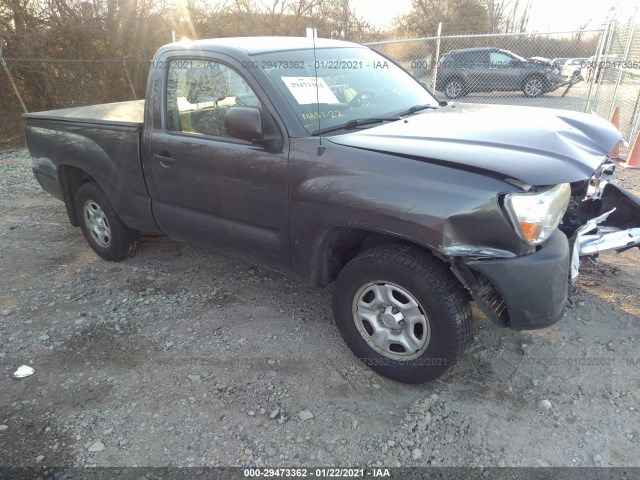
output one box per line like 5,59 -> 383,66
445,80 -> 462,98
352,281 -> 431,361
83,200 -> 111,248
525,77 -> 543,96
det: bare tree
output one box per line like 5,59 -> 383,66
572,19 -> 591,43
394,0 -> 490,37
483,0 -> 530,33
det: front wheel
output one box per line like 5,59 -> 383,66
523,75 -> 545,97
332,246 -> 472,384
75,182 -> 139,261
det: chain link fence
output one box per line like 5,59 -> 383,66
587,11 -> 640,146
1,20 -> 639,150
0,58 -> 149,149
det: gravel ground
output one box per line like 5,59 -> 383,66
1,147 -> 640,469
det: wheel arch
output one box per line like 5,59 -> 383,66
309,226 -> 446,287
58,164 -> 96,227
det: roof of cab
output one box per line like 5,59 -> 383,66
156,36 -> 364,56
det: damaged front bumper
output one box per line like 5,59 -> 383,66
448,182 -> 640,331
452,230 -> 570,330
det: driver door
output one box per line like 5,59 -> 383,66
146,57 -> 290,270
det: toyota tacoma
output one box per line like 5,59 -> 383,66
25,37 -> 640,383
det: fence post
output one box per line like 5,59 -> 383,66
0,38 -> 28,114
431,22 -> 443,90
585,18 -> 611,112
590,17 -> 617,113
629,90 -> 640,149
123,58 -> 138,100
608,7 -> 638,121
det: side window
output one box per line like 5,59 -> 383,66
467,51 -> 489,67
454,52 -> 473,68
452,53 -> 468,67
166,59 -> 261,138
489,52 -> 515,67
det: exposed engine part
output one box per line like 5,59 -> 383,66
570,208 -> 640,282
586,256 -> 599,266
579,227 -> 640,255
587,157 -> 616,200
562,158 -> 617,236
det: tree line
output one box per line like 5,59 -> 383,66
0,0 -> 558,65
0,0 -> 597,148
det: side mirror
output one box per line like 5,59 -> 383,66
224,106 -> 283,151
225,106 -> 263,142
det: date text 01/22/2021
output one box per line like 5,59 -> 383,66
239,60 -> 390,69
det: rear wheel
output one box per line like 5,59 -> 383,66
443,78 -> 466,99
332,245 -> 472,384
75,182 -> 139,261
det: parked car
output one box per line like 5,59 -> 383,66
562,57 -> 588,78
435,47 -> 565,98
584,54 -> 619,83
25,37 -> 640,384
552,57 -> 570,69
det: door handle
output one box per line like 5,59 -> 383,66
154,154 -> 176,168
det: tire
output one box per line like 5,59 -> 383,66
443,78 -> 466,99
523,74 -> 545,97
332,245 -> 472,384
75,182 -> 139,261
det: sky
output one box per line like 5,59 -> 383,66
350,0 -> 638,33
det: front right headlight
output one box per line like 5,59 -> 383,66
504,183 -> 571,245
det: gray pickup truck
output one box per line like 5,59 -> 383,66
25,37 -> 640,383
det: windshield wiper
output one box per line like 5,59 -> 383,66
397,104 -> 440,117
312,117 -> 399,136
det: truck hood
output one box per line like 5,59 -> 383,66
325,103 -> 621,186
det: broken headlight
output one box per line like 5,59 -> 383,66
504,183 -> 571,245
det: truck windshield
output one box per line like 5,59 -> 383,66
254,47 -> 439,135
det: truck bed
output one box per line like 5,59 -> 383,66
24,98 -> 156,233
23,100 -> 145,127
